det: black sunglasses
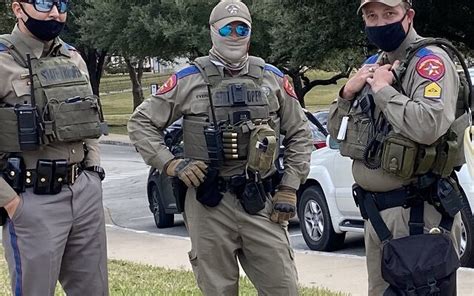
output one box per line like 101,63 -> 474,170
20,0 -> 69,14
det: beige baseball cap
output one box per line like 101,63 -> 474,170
358,0 -> 412,14
209,0 -> 252,29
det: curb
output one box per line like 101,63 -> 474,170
99,139 -> 133,147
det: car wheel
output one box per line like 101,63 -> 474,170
459,193 -> 474,267
150,183 -> 174,228
298,185 -> 346,251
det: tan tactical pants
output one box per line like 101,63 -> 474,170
2,170 -> 108,296
365,201 -> 462,296
184,188 -> 298,296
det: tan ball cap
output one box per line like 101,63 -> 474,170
358,0 -> 412,14
209,0 -> 252,29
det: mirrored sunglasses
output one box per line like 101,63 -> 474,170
20,0 -> 69,14
218,24 -> 250,37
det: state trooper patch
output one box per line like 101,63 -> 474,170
283,77 -> 297,99
416,55 -> 445,81
157,74 -> 177,95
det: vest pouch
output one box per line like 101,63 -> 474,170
381,134 -> 418,179
247,121 -> 277,175
382,233 -> 459,296
183,116 -> 211,162
339,115 -> 373,161
0,108 -> 21,152
47,96 -> 103,142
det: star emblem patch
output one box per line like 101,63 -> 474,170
416,55 -> 446,81
226,4 -> 239,14
283,77 -> 298,99
157,74 -> 177,95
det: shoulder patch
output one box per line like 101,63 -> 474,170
0,43 -> 8,52
176,66 -> 200,80
416,54 -> 445,81
264,64 -> 284,78
415,47 -> 433,58
64,43 -> 77,51
283,77 -> 298,99
424,82 -> 442,99
363,54 -> 379,65
157,74 -> 177,95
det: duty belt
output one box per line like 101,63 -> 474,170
217,174 -> 273,195
25,163 -> 81,188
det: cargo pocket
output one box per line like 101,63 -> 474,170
188,249 -> 201,283
10,194 -> 25,225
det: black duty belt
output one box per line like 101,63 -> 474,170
217,174 -> 273,195
25,163 -> 81,188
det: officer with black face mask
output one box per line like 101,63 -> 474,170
328,0 -> 465,295
0,1 -> 109,295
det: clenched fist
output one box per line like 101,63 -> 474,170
165,158 -> 208,188
270,186 -> 297,224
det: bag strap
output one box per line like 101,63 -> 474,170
409,201 -> 424,235
360,191 -> 393,242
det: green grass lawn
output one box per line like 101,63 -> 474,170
0,249 -> 347,295
99,71 -> 345,134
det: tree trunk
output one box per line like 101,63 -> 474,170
81,48 -> 107,96
125,57 -> 144,110
285,68 -> 306,108
283,67 -> 353,109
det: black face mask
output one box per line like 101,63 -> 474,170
365,14 -> 408,52
21,5 -> 65,41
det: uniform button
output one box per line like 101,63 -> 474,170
9,171 -> 15,177
71,149 -> 76,154
26,171 -> 31,177
26,178 -> 31,184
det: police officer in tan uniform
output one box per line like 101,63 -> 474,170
128,0 -> 313,294
0,1 -> 108,295
328,0 -> 464,294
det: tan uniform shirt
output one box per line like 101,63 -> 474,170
0,25 -> 100,206
328,29 -> 459,192
128,57 -> 313,190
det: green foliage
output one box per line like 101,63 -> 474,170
0,1 -> 15,34
0,246 -> 347,295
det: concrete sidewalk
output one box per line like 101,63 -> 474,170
101,134 -> 474,295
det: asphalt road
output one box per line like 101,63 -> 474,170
101,143 -> 366,256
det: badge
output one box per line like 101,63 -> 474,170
262,86 -> 271,97
424,82 -> 442,99
416,55 -> 445,81
157,74 -> 177,95
283,77 -> 297,99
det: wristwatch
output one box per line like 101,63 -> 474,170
85,166 -> 106,181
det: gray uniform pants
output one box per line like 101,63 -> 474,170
184,188 -> 298,296
2,170 -> 108,296
365,201 -> 461,295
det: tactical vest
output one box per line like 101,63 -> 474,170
0,35 -> 107,153
339,38 -> 472,179
182,56 -> 279,177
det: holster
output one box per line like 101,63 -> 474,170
196,168 -> 223,207
239,171 -> 267,215
436,177 -> 463,218
171,177 -> 187,213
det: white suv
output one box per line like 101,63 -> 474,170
298,137 -> 474,267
